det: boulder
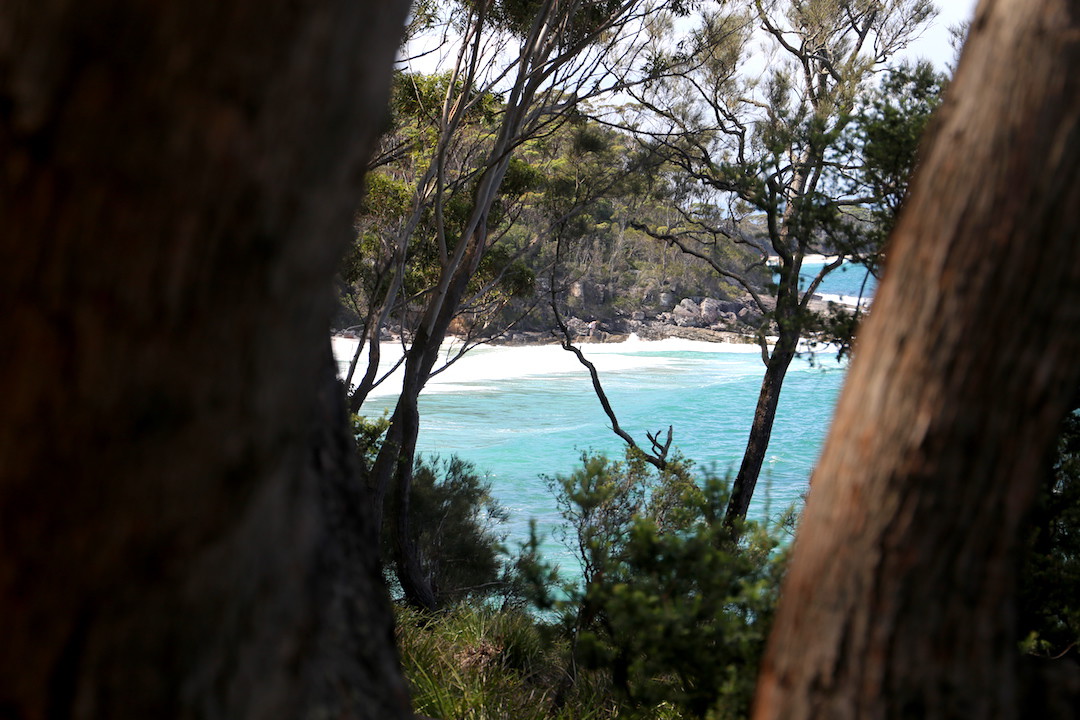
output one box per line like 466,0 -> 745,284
673,298 -> 704,327
741,292 -> 775,313
738,307 -> 764,327
700,297 -> 722,324
564,317 -> 590,336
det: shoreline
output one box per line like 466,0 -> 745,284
331,326 -> 842,358
334,297 -> 861,351
331,330 -> 844,402
335,271 -> 870,355
333,323 -> 764,349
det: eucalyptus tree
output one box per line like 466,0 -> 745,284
620,0 -> 937,523
361,0 -> 676,610
756,0 -> 1080,712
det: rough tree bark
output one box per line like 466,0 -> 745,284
0,1 -> 412,718
754,0 -> 1080,717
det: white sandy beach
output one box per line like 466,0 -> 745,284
332,332 -> 845,400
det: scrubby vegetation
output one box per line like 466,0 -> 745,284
378,444 -> 790,719
396,605 -> 618,720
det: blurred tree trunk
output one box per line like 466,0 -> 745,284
0,1 -> 412,718
754,0 -> 1080,717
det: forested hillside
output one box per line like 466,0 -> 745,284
335,82 -> 770,344
335,57 -> 944,350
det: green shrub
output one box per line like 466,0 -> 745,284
384,455 -> 514,610
351,411 -> 390,471
387,449 -> 788,720
533,449 -> 788,719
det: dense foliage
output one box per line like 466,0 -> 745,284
841,60 -> 948,276
392,455 -> 511,608
360,406 -> 789,719
532,451 -> 788,718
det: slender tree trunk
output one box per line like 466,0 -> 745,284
726,335 -> 798,523
0,1 -> 413,717
371,235 -> 487,610
725,247 -> 806,524
365,4 -> 575,609
754,0 -> 1080,716
349,259 -> 407,414
724,163 -> 816,523
371,339 -> 437,611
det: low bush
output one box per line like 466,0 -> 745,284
529,450 -> 789,719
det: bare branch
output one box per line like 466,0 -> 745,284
548,234 -> 671,470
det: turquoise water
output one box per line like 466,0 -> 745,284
782,259 -> 877,301
336,337 -> 846,565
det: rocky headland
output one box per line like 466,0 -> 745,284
487,291 -> 845,346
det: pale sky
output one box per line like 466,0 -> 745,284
402,1 -> 984,74
905,0 -> 980,70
